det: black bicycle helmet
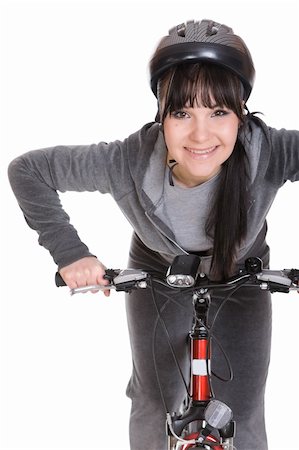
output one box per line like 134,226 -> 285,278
150,19 -> 255,102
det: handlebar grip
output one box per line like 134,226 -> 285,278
55,269 -> 113,287
55,272 -> 66,287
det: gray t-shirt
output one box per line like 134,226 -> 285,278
162,168 -> 220,253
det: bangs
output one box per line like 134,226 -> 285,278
158,63 -> 243,122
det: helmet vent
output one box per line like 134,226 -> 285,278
207,21 -> 220,36
177,23 -> 186,37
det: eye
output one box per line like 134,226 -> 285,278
171,110 -> 190,119
211,109 -> 229,117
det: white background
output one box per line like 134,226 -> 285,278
1,0 -> 298,449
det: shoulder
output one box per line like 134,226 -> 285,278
125,121 -> 162,173
126,121 -> 160,149
242,114 -> 299,146
241,114 -> 299,185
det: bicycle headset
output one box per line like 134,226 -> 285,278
149,19 -> 255,102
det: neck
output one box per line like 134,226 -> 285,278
170,164 -> 221,188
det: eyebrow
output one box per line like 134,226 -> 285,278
183,103 -> 227,110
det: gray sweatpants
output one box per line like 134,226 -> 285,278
125,234 -> 272,450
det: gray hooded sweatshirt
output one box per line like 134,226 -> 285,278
8,116 -> 299,272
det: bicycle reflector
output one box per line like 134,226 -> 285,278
204,400 -> 233,430
166,255 -> 201,287
197,400 -> 233,444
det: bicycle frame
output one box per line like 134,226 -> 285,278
166,289 -> 234,450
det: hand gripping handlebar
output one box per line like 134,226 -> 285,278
55,268 -> 149,295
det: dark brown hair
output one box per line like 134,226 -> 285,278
158,63 -> 249,279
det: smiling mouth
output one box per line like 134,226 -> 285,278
185,146 -> 217,155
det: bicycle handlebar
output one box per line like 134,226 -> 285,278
55,257 -> 299,296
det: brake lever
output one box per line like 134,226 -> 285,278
69,284 -> 115,296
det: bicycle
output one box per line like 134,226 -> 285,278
56,255 -> 298,449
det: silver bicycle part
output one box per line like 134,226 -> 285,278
256,269 -> 292,286
221,438 -> 235,450
70,284 -> 115,296
69,269 -> 148,295
113,268 -> 148,284
167,274 -> 196,287
166,413 -> 197,445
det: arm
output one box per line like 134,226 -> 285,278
8,140 -> 131,278
243,116 -> 299,187
266,126 -> 299,186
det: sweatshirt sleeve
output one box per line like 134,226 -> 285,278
8,139 -> 132,269
266,126 -> 299,186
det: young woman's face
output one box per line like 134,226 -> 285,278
163,104 -> 240,187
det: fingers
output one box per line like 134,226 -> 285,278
59,256 -> 110,296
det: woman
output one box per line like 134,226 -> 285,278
8,19 -> 299,449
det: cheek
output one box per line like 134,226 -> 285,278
164,119 -> 187,140
163,122 -> 179,149
222,122 -> 239,147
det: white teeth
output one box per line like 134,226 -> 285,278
187,147 -> 216,155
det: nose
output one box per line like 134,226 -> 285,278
189,116 -> 211,143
